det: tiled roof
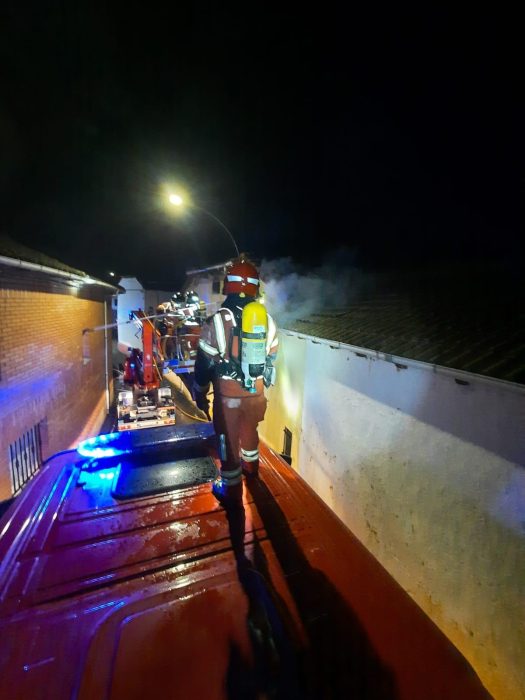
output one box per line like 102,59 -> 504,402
0,235 -> 87,276
284,273 -> 525,385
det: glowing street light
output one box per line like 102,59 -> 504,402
167,191 -> 240,257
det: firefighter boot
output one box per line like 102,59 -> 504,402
212,468 -> 243,506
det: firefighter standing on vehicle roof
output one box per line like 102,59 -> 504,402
193,256 -> 278,503
184,290 -> 205,323
156,292 -> 185,360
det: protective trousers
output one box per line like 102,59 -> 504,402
213,391 -> 268,486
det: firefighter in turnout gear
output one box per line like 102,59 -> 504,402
194,256 -> 278,503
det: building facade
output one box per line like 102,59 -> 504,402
116,276 -> 181,350
183,262 -> 231,315
261,305 -> 525,700
0,242 -> 117,503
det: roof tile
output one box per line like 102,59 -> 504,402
284,282 -> 525,384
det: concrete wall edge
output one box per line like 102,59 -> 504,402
280,329 -> 525,395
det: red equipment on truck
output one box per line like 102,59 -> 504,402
118,310 -> 176,431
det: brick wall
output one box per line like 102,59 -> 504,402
0,289 -> 112,500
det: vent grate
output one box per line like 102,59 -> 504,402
9,421 -> 44,495
281,427 -> 293,465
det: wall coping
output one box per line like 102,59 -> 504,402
280,329 -> 525,396
0,255 -> 117,292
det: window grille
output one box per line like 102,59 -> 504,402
8,422 -> 44,495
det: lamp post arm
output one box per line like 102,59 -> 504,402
194,205 -> 240,258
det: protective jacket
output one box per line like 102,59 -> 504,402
195,295 -> 278,398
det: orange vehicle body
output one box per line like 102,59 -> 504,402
122,310 -> 162,390
0,423 -> 490,699
118,311 -> 176,431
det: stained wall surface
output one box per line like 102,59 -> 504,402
261,330 -> 525,700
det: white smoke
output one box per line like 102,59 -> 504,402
260,248 -> 374,327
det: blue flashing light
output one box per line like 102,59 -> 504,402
78,447 -> 123,459
80,466 -> 120,490
77,432 -> 130,459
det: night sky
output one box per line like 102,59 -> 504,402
1,5 -> 522,287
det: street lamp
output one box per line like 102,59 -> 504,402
167,192 -> 240,257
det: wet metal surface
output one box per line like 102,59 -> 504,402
0,426 -> 491,699
113,456 -> 218,499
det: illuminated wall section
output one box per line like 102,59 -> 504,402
260,330 -> 525,700
117,277 -> 145,349
0,290 -> 111,502
262,332 -> 307,466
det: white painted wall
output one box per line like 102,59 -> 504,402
261,330 -> 525,700
184,273 -> 223,315
117,277 -> 145,349
117,280 -> 180,350
186,276 -> 213,303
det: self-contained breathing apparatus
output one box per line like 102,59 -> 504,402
240,301 -> 268,392
217,301 -> 274,391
